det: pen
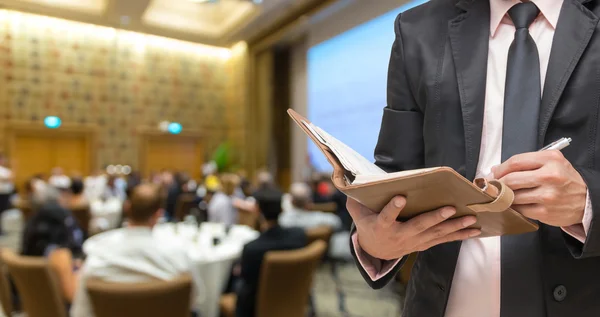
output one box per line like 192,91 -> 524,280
486,137 -> 572,180
539,137 -> 572,151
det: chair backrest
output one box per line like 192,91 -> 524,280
71,205 -> 91,235
2,250 -> 66,317
305,226 -> 333,246
174,194 -> 197,222
0,250 -> 14,317
86,274 -> 193,317
256,241 -> 327,317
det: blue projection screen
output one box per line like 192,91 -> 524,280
307,0 -> 427,172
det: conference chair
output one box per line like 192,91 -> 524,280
306,226 -> 334,246
86,274 -> 193,317
220,241 -> 327,317
2,250 -> 67,317
0,250 -> 16,316
71,205 -> 91,237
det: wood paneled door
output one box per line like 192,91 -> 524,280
139,132 -> 203,181
6,125 -> 95,191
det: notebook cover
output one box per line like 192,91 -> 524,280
288,109 -> 538,237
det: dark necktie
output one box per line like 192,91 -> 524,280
501,2 -> 541,161
500,3 -> 546,317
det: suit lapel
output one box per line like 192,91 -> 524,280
449,0 -> 490,181
538,0 -> 598,145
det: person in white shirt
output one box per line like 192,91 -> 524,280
101,175 -> 126,202
71,184 -> 193,317
206,174 -> 239,226
280,182 -> 341,231
84,170 -> 107,201
48,167 -> 71,190
0,154 -> 14,235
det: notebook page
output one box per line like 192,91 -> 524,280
352,167 -> 441,185
301,121 -> 360,175
313,125 -> 386,176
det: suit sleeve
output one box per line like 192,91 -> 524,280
563,167 -> 600,258
350,13 -> 425,289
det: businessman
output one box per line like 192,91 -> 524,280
348,0 -> 600,316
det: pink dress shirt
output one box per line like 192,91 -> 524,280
353,0 -> 594,316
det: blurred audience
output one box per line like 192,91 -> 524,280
206,174 -> 239,226
71,183 -> 193,317
67,178 -> 88,210
49,167 -> 71,190
102,175 -> 126,202
0,154 -> 13,235
84,169 -> 107,201
164,171 -> 181,221
310,174 -> 332,204
255,171 -> 277,192
21,186 -> 84,303
235,187 -> 307,317
280,182 -> 341,231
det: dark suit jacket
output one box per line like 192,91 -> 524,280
351,0 -> 600,316
235,225 -> 307,317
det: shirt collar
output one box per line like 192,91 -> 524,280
490,0 -> 563,37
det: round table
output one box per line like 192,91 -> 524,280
153,222 -> 259,317
90,199 -> 122,232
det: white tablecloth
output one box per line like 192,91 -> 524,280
153,223 -> 259,317
90,199 -> 122,232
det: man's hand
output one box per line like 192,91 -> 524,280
492,150 -> 587,227
347,196 -> 481,261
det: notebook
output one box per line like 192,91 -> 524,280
289,109 -> 538,237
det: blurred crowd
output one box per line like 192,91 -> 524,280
0,152 -> 353,316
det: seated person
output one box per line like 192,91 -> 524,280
206,174 -> 239,226
71,184 -> 193,317
280,182 -> 342,231
21,187 -> 84,304
48,167 -> 71,191
235,188 -> 307,317
67,178 -> 88,210
101,175 -> 126,202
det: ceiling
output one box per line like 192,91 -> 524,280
0,0 -> 323,47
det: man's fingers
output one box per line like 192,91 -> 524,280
401,206 -> 457,235
500,170 -> 541,191
416,215 -> 477,243
377,196 -> 406,228
513,188 -> 546,205
492,151 -> 559,179
346,198 -> 375,221
416,228 -> 481,252
511,203 -> 544,220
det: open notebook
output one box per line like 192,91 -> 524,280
289,108 -> 538,237
300,120 -> 439,185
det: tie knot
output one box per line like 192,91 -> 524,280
508,2 -> 540,29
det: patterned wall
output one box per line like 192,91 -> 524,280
0,10 -> 248,169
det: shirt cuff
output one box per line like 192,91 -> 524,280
351,232 -> 401,281
561,190 -> 593,244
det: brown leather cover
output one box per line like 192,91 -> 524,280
288,109 -> 538,237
